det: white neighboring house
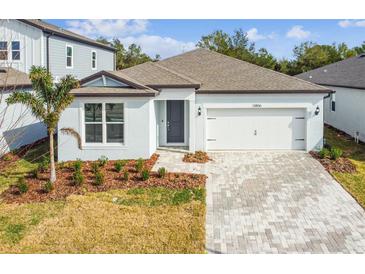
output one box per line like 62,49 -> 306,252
0,19 -> 115,155
58,48 -> 331,161
296,54 -> 365,142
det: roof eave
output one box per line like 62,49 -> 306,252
71,92 -> 157,97
196,89 -> 333,94
147,84 -> 201,89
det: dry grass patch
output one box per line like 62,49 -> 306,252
0,187 -> 205,254
183,151 -> 212,163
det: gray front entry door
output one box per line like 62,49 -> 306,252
167,100 -> 184,143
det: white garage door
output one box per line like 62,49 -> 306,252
206,108 -> 306,150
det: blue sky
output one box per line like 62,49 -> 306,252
46,19 -> 365,59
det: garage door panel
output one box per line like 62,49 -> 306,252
206,108 -> 306,150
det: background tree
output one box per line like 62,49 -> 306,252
6,66 -> 79,183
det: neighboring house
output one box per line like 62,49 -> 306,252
0,19 -> 115,80
58,48 -> 331,161
296,54 -> 365,142
0,68 -> 46,154
0,19 -> 115,155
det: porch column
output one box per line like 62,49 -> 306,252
188,99 -> 196,152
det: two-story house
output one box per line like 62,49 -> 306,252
0,19 -> 115,155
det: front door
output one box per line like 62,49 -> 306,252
167,100 -> 184,143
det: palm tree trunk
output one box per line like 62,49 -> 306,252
49,129 -> 56,183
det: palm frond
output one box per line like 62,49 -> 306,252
6,91 -> 46,120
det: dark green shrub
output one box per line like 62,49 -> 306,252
16,177 -> 28,194
158,167 -> 167,178
43,180 -> 54,193
98,156 -> 108,167
319,148 -> 330,159
141,169 -> 150,181
93,171 -> 104,186
330,147 -> 343,160
114,160 -> 124,172
91,162 -> 99,174
135,158 -> 143,172
123,171 -> 129,181
172,189 -> 192,205
73,159 -> 83,172
73,170 -> 84,186
38,156 -> 50,172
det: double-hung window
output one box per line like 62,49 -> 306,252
91,50 -> 97,70
0,41 -> 8,60
66,45 -> 73,68
84,103 -> 124,144
330,93 -> 336,112
11,41 -> 20,60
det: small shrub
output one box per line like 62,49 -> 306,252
158,167 -> 167,178
73,170 -> 84,186
30,168 -> 39,179
93,171 -> 104,186
91,162 -> 99,174
16,178 -> 28,194
135,158 -> 144,172
319,148 -> 330,159
172,189 -> 192,205
192,188 -> 205,202
73,159 -> 83,172
2,154 -> 12,161
330,147 -> 343,160
141,169 -> 150,181
123,171 -> 129,181
114,160 -> 124,172
98,156 -> 108,167
57,161 -> 66,169
43,181 -> 53,193
38,156 -> 50,172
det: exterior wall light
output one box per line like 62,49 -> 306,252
198,106 -> 202,116
315,106 -> 320,116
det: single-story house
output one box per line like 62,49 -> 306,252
58,48 -> 332,161
0,67 -> 47,155
296,53 -> 365,142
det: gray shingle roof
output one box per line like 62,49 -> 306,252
18,20 -> 115,52
296,54 -> 365,89
154,48 -> 329,93
0,67 -> 31,89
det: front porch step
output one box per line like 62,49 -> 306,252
157,146 -> 190,153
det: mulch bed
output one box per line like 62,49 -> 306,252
183,151 -> 212,163
310,151 -> 357,174
0,153 -> 207,204
0,137 -> 48,172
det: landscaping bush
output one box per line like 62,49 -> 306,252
114,160 -> 124,172
98,156 -> 108,167
91,162 -> 99,174
43,180 -> 54,193
93,171 -> 105,186
330,147 -> 343,160
38,155 -> 50,172
73,170 -> 84,186
319,148 -> 330,159
16,177 -> 28,194
141,169 -> 150,181
123,170 -> 129,181
158,167 -> 167,178
172,189 -> 192,205
2,154 -> 12,161
73,159 -> 83,172
135,158 -> 144,172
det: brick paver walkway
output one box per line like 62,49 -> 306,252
153,150 -> 365,253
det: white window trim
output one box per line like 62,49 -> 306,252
11,41 -> 21,62
66,45 -> 73,69
91,50 -> 97,70
0,41 -> 8,61
81,102 -> 126,148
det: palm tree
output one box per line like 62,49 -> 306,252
6,66 -> 79,183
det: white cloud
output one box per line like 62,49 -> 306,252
338,19 -> 365,28
246,28 -> 275,41
120,35 -> 196,58
286,25 -> 311,39
66,19 -> 149,38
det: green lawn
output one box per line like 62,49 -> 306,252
0,141 -> 206,254
324,126 -> 365,208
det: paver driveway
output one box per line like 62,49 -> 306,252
153,150 -> 365,253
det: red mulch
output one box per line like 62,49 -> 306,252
0,153 -> 207,204
0,137 -> 48,172
183,151 -> 212,163
310,151 -> 357,174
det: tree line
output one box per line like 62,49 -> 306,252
97,29 -> 365,75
